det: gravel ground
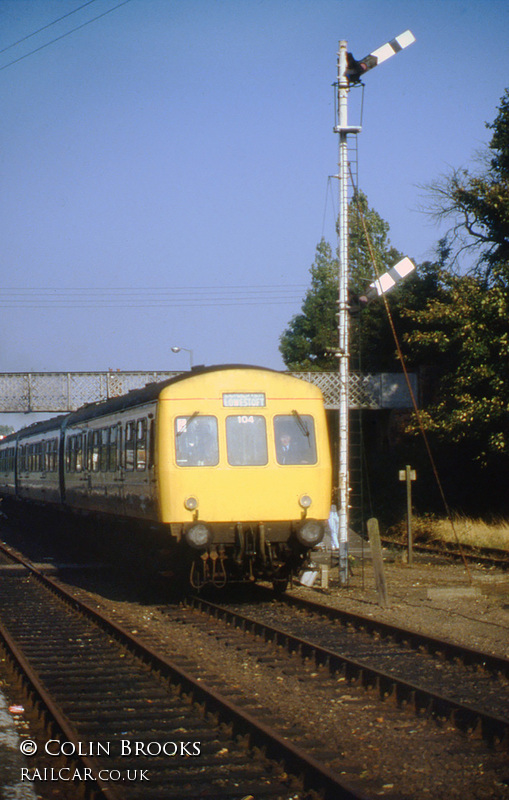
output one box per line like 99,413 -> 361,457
58,550 -> 509,800
1,517 -> 509,799
303,550 -> 509,659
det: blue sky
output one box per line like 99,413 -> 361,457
1,0 -> 509,381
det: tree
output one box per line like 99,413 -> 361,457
426,89 -> 509,283
279,238 -> 338,370
404,259 -> 509,466
279,192 -> 406,371
403,90 -> 509,471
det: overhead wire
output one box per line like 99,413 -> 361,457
0,0 -> 101,55
0,0 -> 134,73
0,285 -> 308,309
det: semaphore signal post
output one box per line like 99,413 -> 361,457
334,31 -> 416,552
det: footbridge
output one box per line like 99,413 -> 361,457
0,370 -> 417,414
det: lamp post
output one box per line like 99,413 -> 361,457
171,346 -> 194,370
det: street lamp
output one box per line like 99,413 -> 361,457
171,346 -> 194,370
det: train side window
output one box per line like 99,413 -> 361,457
125,422 -> 135,471
108,425 -> 119,471
85,432 -> 92,471
148,419 -> 155,469
100,429 -> 109,472
91,430 -> 101,472
75,435 -> 83,472
274,414 -> 317,465
226,416 -> 268,466
136,419 -> 147,471
175,416 -> 219,467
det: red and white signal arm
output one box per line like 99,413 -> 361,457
361,257 -> 416,304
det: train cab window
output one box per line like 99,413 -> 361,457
274,414 -> 317,465
175,416 -> 219,467
124,422 -> 135,471
226,415 -> 268,466
136,419 -> 147,471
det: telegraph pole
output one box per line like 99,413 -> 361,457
334,31 -> 415,549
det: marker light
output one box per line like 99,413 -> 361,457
184,496 -> 198,511
299,494 -> 312,509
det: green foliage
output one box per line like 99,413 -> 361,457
427,89 -> 509,283
405,89 -> 509,470
404,271 -> 509,463
279,192 -> 407,371
0,425 -> 14,437
279,238 -> 338,370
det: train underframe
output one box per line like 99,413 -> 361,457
177,519 -> 325,591
0,498 -> 324,593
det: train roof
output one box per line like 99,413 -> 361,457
3,365 -> 284,441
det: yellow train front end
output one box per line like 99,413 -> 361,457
155,367 -> 332,589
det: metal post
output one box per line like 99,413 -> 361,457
336,41 -> 353,554
332,30 -> 414,560
406,464 -> 413,565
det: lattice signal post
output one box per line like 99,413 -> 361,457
334,31 -> 415,547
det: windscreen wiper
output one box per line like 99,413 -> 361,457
292,409 -> 310,439
176,411 -> 199,436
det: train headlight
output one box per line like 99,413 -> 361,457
185,524 -> 212,550
296,520 -> 324,547
299,494 -> 312,509
184,496 -> 198,511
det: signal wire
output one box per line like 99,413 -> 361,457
349,166 -> 472,581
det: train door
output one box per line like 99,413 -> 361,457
121,417 -> 156,519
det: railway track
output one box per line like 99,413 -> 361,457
0,541 -> 368,800
381,538 -> 509,570
180,588 -> 509,747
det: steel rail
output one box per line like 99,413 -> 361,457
256,584 -> 509,679
0,618 -> 123,800
381,537 -> 509,571
0,540 -> 370,800
186,594 -> 509,748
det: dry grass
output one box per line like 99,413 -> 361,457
388,515 -> 509,552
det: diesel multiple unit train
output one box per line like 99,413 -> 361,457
0,366 -> 332,589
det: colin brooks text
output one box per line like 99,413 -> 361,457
39,740 -> 201,757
